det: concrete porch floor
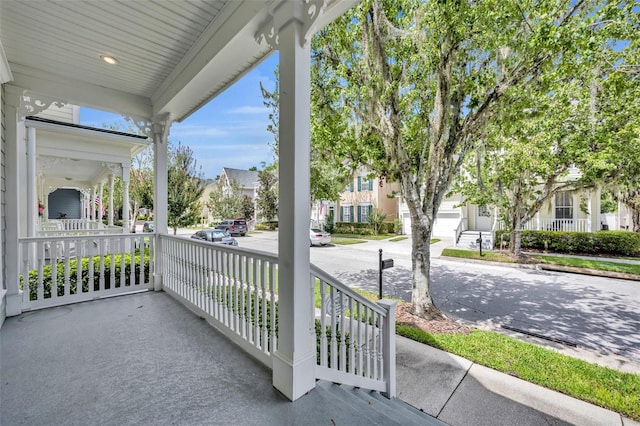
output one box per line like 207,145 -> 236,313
1,291 -> 399,426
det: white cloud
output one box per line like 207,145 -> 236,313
227,106 -> 269,115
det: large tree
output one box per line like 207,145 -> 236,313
207,179 -> 244,220
167,143 -> 205,234
313,0 -> 634,318
256,168 -> 278,221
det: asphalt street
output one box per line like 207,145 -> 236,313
222,230 -> 640,363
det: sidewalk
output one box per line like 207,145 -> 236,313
396,336 -> 639,426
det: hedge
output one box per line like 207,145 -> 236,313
334,221 -> 395,235
495,230 -> 640,257
255,221 -> 278,231
21,250 -> 150,301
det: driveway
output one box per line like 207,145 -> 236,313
236,231 -> 640,363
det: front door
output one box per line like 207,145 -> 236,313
475,205 -> 492,231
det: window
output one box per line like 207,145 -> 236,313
478,205 -> 490,217
341,205 -> 353,222
555,191 -> 573,219
358,204 -> 372,222
358,176 -> 373,191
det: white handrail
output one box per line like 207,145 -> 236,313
311,263 -> 396,398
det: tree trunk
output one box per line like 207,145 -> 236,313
408,212 -> 445,320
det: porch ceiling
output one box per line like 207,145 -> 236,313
0,0 -> 356,123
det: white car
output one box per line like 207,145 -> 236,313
310,228 -> 331,246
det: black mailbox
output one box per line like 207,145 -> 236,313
381,259 -> 394,270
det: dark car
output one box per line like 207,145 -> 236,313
215,219 -> 247,236
191,229 -> 238,246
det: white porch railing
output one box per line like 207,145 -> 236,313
453,218 -> 467,247
158,235 -> 396,396
497,218 -> 591,232
42,219 -> 104,231
160,235 -> 279,367
18,233 -> 153,311
311,265 -> 397,398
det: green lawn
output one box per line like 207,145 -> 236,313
331,237 -> 368,245
389,236 -> 408,242
533,255 -> 640,275
441,248 -> 640,275
331,233 -> 396,240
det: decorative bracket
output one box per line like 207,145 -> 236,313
255,0 -> 326,49
20,92 -> 67,121
123,114 -> 153,139
102,162 -> 123,175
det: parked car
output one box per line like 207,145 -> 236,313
191,229 -> 238,246
215,219 -> 247,236
142,221 -> 154,233
310,228 -> 331,246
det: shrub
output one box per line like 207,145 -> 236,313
495,230 -> 640,257
255,221 -> 278,231
21,250 -> 151,301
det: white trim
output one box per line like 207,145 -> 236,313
0,40 -> 13,83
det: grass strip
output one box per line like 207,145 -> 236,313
331,233 -> 396,240
331,237 -> 368,245
441,248 -> 519,263
390,236 -> 408,242
533,255 -> 640,275
397,325 -> 640,420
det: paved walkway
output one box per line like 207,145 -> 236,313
396,336 -> 639,426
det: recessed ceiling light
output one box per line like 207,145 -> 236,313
100,55 -> 118,65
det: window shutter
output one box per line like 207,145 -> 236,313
340,207 -> 344,222
349,181 -> 354,192
350,206 -> 354,222
357,205 -> 362,222
368,205 -> 373,216
369,179 -> 373,190
357,176 -> 362,191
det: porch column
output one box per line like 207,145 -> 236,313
153,116 -> 170,291
26,126 -> 37,237
586,190 -> 592,232
98,181 -> 104,226
122,165 -> 130,232
108,173 -> 115,226
271,13 -> 315,401
4,85 -> 25,316
90,186 -> 97,222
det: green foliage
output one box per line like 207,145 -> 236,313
367,208 -> 387,235
256,169 -> 278,221
207,180 -> 244,220
494,230 -> 640,257
22,250 -> 150,301
315,320 -> 352,369
600,189 -> 618,214
333,221 -> 395,236
255,221 -> 278,231
324,210 -> 335,234
168,143 -> 205,234
240,195 -> 255,220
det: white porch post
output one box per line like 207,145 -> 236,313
108,173 -> 115,226
269,13 -> 315,401
90,186 -> 97,222
26,127 -> 37,237
4,86 -> 24,316
153,116 -> 170,291
98,181 -> 104,226
122,165 -> 130,232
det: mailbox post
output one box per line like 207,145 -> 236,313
476,231 -> 483,256
379,249 -> 394,299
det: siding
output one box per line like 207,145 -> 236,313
48,189 -> 82,219
35,103 -> 77,124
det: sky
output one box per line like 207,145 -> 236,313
79,53 -> 280,180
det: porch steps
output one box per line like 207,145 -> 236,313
315,380 -> 444,425
456,230 -> 493,251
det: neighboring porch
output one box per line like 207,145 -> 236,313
0,289 -> 435,426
